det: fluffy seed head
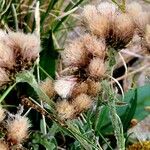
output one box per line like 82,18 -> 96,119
56,100 -> 75,120
145,24 -> 150,50
87,80 -> 101,96
82,34 -> 106,59
7,115 -> 31,144
0,68 -> 10,88
54,76 -> 77,98
0,141 -> 8,150
83,5 -> 109,37
0,106 -> 5,122
0,30 -> 9,44
72,81 -> 88,97
73,94 -> 92,112
40,78 -> 55,98
0,43 -> 15,69
8,32 -> 40,62
83,5 -> 97,23
88,58 -> 106,78
127,2 -> 142,17
62,39 -> 88,67
134,12 -> 150,33
111,13 -> 135,48
97,2 -> 117,19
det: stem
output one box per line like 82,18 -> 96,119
0,82 -> 17,103
108,96 -> 125,150
11,4 -> 18,31
35,1 -> 47,135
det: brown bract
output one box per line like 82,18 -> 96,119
87,79 -> 101,97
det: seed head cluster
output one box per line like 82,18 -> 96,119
83,2 -> 150,49
51,1 -> 150,120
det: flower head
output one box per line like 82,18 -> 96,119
88,58 -> 106,78
54,76 -> 77,98
111,13 -> 135,49
56,100 -> 75,120
87,79 -> 101,96
97,2 -> 117,19
127,2 -> 142,17
8,32 -> 40,62
40,78 -> 55,98
0,43 -> 15,69
62,39 -> 88,67
145,24 -> 150,50
72,81 -> 88,97
73,94 -> 92,113
7,115 -> 31,144
127,2 -> 150,34
83,5 -> 109,37
82,34 -> 106,59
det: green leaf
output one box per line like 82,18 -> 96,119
96,84 -> 150,135
40,0 -> 58,32
52,0 -> 84,32
119,90 -> 137,132
31,132 -> 57,150
40,30 -> 58,79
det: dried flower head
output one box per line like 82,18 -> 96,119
145,24 -> 150,50
87,79 -> 101,97
54,76 -> 77,98
62,39 -> 88,67
110,13 -> 135,49
0,106 -> 5,122
134,12 -> 150,33
127,2 -> 142,17
82,34 -> 106,59
0,30 -> 40,90
83,5 -> 109,37
40,78 -> 55,98
7,115 -> 31,144
56,100 -> 75,120
0,43 -> 15,69
88,58 -> 106,78
0,30 -> 10,44
127,2 -> 150,34
8,32 -> 40,62
72,81 -> 88,97
0,141 -> 9,150
97,2 -> 117,19
0,68 -> 10,88
73,94 -> 92,113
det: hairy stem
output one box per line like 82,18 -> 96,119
108,96 -> 125,150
